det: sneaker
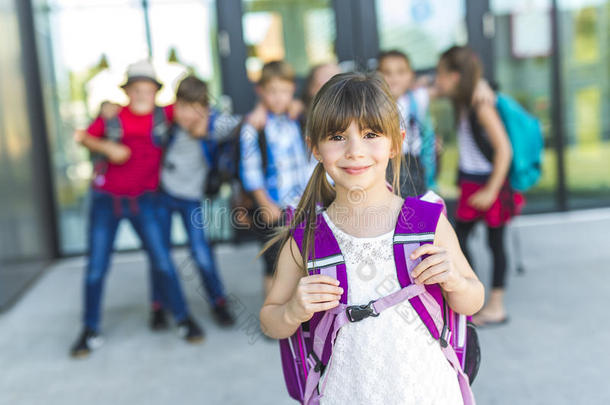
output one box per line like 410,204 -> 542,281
150,308 -> 169,331
70,328 -> 104,358
212,303 -> 235,327
177,317 -> 205,343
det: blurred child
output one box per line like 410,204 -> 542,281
435,46 -> 524,326
71,60 -> 203,358
260,72 -> 483,404
239,61 -> 316,297
149,76 -> 238,329
378,50 -> 436,196
302,63 -> 342,113
377,50 -> 495,196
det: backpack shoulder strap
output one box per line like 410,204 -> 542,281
197,109 -> 219,167
207,108 -> 218,134
392,197 -> 444,339
291,210 -> 347,369
200,137 -> 215,168
103,115 -> 122,143
291,212 -> 346,292
152,106 -> 171,147
257,128 -> 268,177
468,108 -> 493,162
236,119 -> 270,179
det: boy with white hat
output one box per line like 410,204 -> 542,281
71,60 -> 203,357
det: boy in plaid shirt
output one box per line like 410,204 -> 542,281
239,61 -> 316,296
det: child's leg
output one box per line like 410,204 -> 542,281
473,225 -> 509,325
84,191 -> 121,332
179,198 -> 227,306
130,194 -> 190,323
455,220 -> 477,265
149,192 -> 173,310
487,225 -> 507,289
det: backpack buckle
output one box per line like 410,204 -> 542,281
346,300 -> 379,323
440,324 -> 451,348
308,351 -> 323,373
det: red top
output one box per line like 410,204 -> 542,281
87,104 -> 174,197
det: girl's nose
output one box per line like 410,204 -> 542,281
344,137 -> 365,159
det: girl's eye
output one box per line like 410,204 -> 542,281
365,132 -> 379,139
328,134 -> 344,141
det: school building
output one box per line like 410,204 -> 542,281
1,0 -> 609,308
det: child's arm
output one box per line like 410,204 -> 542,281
422,76 -> 495,105
468,103 -> 512,211
74,107 -> 131,164
260,237 -> 343,339
99,101 -> 121,120
206,113 -> 240,141
410,214 -> 484,316
251,189 -> 283,224
245,102 -> 267,130
74,129 -> 130,164
239,122 -> 282,223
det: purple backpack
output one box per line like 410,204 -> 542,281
279,196 -> 480,405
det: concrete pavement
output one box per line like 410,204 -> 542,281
1,209 -> 610,404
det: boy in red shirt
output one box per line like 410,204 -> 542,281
71,60 -> 202,357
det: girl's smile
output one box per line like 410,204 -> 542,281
341,164 -> 372,175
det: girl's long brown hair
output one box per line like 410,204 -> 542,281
261,72 -> 404,275
439,46 -> 483,114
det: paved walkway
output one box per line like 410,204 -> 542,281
1,209 -> 610,404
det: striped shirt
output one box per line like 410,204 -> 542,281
239,114 -> 316,208
457,113 -> 493,175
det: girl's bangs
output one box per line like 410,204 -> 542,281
319,80 -> 397,138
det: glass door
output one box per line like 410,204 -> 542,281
491,0 -> 557,211
557,0 -> 610,208
33,0 -> 221,254
241,0 -> 337,82
376,0 -> 468,199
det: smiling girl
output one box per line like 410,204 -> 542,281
259,72 -> 484,404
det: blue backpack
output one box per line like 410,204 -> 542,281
469,93 -> 543,192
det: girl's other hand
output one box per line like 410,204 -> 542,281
467,186 -> 497,211
410,244 -> 467,293
285,275 -> 343,324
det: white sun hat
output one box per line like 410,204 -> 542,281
120,59 -> 163,89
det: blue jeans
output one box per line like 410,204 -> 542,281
150,191 -> 226,308
84,190 -> 189,331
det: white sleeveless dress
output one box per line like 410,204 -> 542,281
319,211 -> 464,405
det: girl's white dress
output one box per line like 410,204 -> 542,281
319,211 -> 464,405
